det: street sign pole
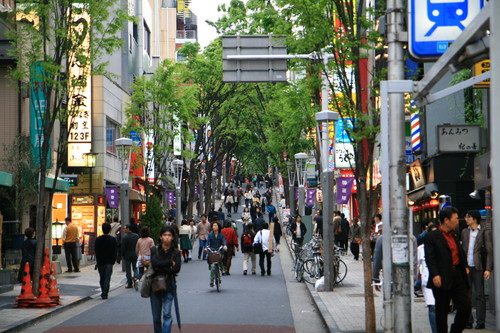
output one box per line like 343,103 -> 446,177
388,0 -> 411,331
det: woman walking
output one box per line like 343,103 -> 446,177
241,207 -> 251,232
18,227 -> 36,282
150,225 -> 182,333
178,220 -> 192,263
136,226 -> 155,279
221,221 -> 239,275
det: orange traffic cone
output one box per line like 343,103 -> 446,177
16,262 -> 36,308
43,247 -> 51,279
33,265 -> 56,308
48,262 -> 61,304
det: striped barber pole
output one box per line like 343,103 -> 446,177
411,113 -> 421,152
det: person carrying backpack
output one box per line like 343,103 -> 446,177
241,223 -> 256,275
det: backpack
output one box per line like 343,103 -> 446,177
242,233 -> 253,247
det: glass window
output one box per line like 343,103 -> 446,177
106,119 -> 118,154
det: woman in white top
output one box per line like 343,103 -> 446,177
179,220 -> 192,263
241,207 -> 251,231
253,222 -> 276,276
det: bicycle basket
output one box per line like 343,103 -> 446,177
208,251 -> 222,264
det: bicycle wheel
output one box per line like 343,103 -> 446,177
294,259 -> 304,282
335,259 -> 347,284
303,259 -> 321,285
215,264 -> 221,292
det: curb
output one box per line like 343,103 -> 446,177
2,279 -> 127,333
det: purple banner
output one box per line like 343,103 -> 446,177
166,190 -> 176,204
105,187 -> 119,209
306,189 -> 317,206
195,184 -> 199,196
336,177 -> 355,205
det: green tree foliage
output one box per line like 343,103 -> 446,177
140,195 -> 163,242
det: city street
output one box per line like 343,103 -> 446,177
17,220 -> 326,333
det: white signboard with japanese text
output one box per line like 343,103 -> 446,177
437,125 -> 480,153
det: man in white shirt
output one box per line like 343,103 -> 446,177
253,222 -> 276,276
461,210 -> 492,330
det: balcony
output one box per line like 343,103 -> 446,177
176,30 -> 197,43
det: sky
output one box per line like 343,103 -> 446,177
190,0 -> 234,49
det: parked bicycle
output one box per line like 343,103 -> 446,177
206,246 -> 224,292
332,246 -> 347,284
292,241 -> 305,282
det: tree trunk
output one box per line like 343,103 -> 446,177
186,159 -> 197,220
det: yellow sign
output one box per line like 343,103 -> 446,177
473,60 -> 490,88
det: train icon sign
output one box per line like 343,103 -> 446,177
409,0 -> 485,60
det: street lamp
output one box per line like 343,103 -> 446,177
115,137 -> 133,259
315,109 -> 339,291
287,161 -> 296,216
294,152 -> 308,216
51,220 -> 65,255
212,171 -> 217,207
172,159 -> 184,223
83,151 -> 97,193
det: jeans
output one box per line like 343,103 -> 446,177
64,242 -> 79,271
97,264 -> 113,298
468,267 -> 486,326
428,305 -> 437,333
150,291 -> 174,333
124,258 -> 139,286
259,251 -> 272,274
198,239 -> 207,259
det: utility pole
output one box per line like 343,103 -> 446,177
387,0 -> 411,331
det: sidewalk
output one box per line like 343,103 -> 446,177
0,261 -> 126,332
306,251 -> 497,332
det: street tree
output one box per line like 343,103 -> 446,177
7,0 -> 129,293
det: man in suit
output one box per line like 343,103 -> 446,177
425,206 -> 471,333
461,210 -> 492,330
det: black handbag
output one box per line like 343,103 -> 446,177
253,231 -> 264,254
152,275 -> 169,293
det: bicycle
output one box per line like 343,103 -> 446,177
206,246 -> 224,292
292,242 -> 305,282
332,246 -> 348,284
303,244 -> 324,285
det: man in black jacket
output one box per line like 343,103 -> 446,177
425,206 -> 471,333
95,222 -> 117,299
122,224 -> 140,289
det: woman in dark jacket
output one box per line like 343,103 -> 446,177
150,225 -> 182,333
205,222 -> 227,287
18,227 -> 37,283
272,217 -> 282,252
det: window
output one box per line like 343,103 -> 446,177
144,21 -> 151,56
132,22 -> 138,43
106,119 -> 118,154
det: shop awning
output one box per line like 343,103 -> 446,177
129,188 -> 146,203
0,171 -> 13,187
408,183 -> 439,202
45,176 -> 70,192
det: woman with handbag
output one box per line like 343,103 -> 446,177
150,225 -> 182,333
205,221 -> 227,287
136,226 -> 155,279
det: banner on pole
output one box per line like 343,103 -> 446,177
336,177 -> 354,204
306,189 -> 317,206
166,190 -> 176,204
105,187 -> 119,209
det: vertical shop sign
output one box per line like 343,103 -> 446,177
30,62 -> 51,167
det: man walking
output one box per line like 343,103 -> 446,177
425,206 -> 471,333
62,217 -> 80,273
95,222 -> 117,299
461,210 -> 492,330
122,224 -> 139,289
196,215 -> 211,260
253,222 -> 276,276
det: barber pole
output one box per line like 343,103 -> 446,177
411,113 -> 421,153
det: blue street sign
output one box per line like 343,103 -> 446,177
409,0 -> 485,60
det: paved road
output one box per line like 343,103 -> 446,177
24,217 -> 326,333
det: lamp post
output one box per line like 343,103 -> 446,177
315,110 -> 339,291
51,220 -> 65,255
287,161 -> 296,216
83,151 -> 97,193
212,171 -> 217,208
199,162 -> 205,215
173,159 -> 184,223
294,153 -> 308,216
115,137 -> 133,261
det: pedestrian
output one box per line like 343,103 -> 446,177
217,207 -> 226,224
241,223 -> 256,275
235,187 -> 242,213
333,211 -> 342,247
339,213 -> 350,252
271,217 -> 282,252
17,227 -> 36,282
418,223 -> 438,333
349,218 -> 361,260
122,224 -> 140,290
254,212 -> 265,233
62,217 -> 80,273
188,219 -> 197,259
95,222 -> 117,299
221,221 -> 239,275
178,220 -> 192,263
253,222 -> 276,276
290,214 -> 307,247
206,221 -> 227,287
267,201 -> 277,222
136,226 -> 155,279
224,191 -> 234,214
196,215 -> 211,260
241,207 -> 251,232
425,206 -> 471,333
461,210 -> 492,330
129,217 -> 140,234
208,206 -> 218,223
313,210 -> 323,238
149,225 -> 182,333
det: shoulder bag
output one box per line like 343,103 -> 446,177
253,231 -> 264,254
140,266 -> 155,298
